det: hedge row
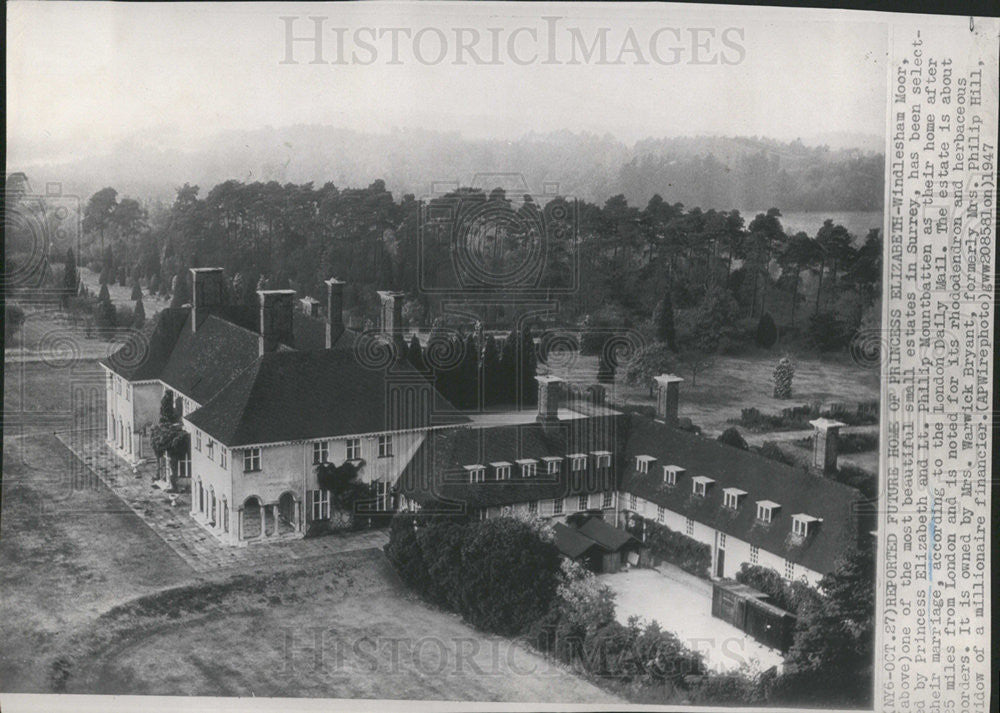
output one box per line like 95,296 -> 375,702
731,400 -> 878,432
734,563 -> 820,614
636,518 -> 712,579
384,514 -> 562,636
385,515 -> 710,703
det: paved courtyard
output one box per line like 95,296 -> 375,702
55,428 -> 388,573
599,565 -> 784,675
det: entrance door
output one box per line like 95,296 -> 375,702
715,547 -> 725,578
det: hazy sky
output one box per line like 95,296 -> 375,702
7,2 -> 889,165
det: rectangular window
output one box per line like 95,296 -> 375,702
220,448 -> 228,469
784,559 -> 795,580
552,498 -> 563,515
521,462 -> 537,478
685,518 -> 695,536
596,453 -> 611,468
718,532 -> 726,549
313,441 -> 329,464
244,448 -> 261,472
378,435 -> 393,457
310,490 -> 330,520
107,372 -> 114,390
195,430 -> 202,452
750,545 -> 759,564
546,459 -> 560,475
528,500 -> 538,516
206,439 -> 215,461
724,492 -> 737,509
126,384 -> 132,401
757,504 -> 773,523
495,464 -> 511,480
467,467 -> 485,483
578,494 -> 588,511
657,505 -> 665,523
602,491 -> 613,508
346,438 -> 361,460
571,455 -> 587,472
636,457 -> 649,473
629,493 -> 638,511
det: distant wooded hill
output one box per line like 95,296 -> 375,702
19,127 -> 883,212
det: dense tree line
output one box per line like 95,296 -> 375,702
71,178 -> 881,393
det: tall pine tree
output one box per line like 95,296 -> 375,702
62,248 -> 78,297
520,327 -> 538,405
480,334 -> 501,407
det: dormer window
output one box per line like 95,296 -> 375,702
516,459 -> 538,478
592,451 -> 612,468
464,465 -> 486,483
691,476 -> 714,497
663,465 -> 684,486
568,453 -> 588,471
541,456 -> 562,475
756,500 -> 780,523
635,455 -> 656,473
723,487 -> 747,510
792,513 -> 821,536
491,462 -> 512,480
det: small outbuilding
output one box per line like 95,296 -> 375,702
711,579 -> 796,652
552,523 -> 605,572
552,515 -> 645,573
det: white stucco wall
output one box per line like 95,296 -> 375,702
618,491 -> 825,586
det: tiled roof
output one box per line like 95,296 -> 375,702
397,415 -> 625,509
185,350 -> 467,447
553,523 -> 603,559
577,516 -> 637,552
621,418 -> 868,574
100,307 -> 190,380
158,313 -> 265,405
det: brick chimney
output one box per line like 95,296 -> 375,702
325,278 -> 345,349
809,418 -> 846,474
653,374 -> 684,427
190,268 -> 225,332
258,289 -> 296,355
377,290 -> 404,336
536,375 -> 564,428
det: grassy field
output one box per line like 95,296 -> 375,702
544,350 -> 880,436
57,550 -> 617,702
0,431 -> 618,703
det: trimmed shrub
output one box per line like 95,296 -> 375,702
772,357 -> 794,398
642,519 -> 712,579
717,427 -> 749,451
755,441 -> 795,465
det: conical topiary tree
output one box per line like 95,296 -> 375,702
773,357 -> 794,399
130,281 -> 143,301
133,297 -> 146,328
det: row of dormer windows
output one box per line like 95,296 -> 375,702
464,451 -> 612,483
628,457 -> 824,537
